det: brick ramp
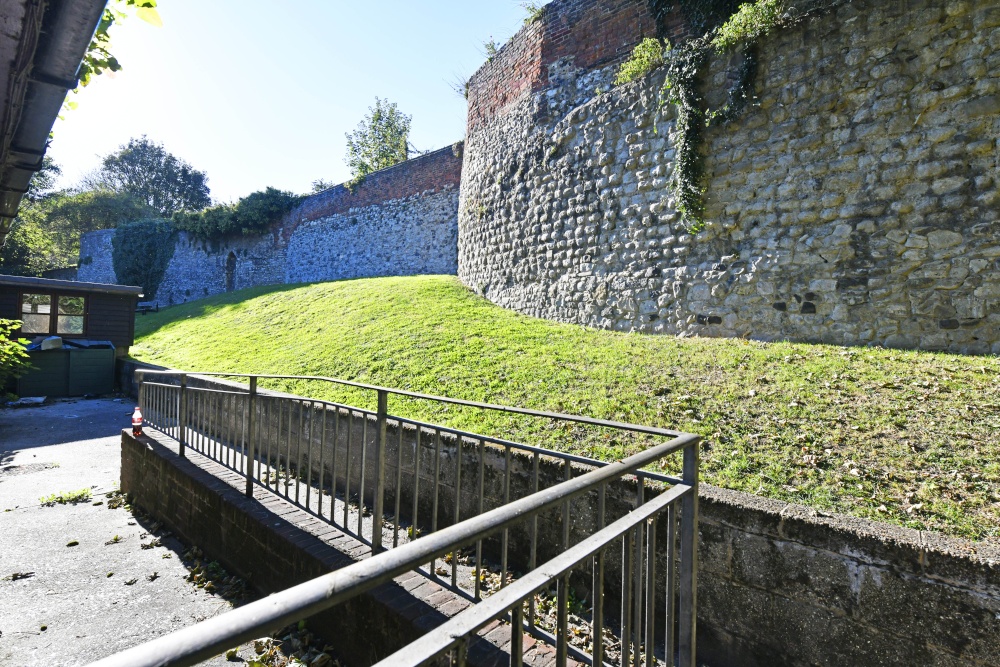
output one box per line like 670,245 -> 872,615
120,430 -> 571,667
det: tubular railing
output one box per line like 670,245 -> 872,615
129,369 -> 700,666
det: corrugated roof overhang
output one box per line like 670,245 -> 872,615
0,0 -> 108,245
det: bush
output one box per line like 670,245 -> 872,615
173,187 -> 302,239
112,219 -> 177,298
0,319 -> 30,392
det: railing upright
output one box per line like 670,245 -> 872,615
679,439 -> 700,666
178,374 -> 187,458
246,376 -> 257,496
372,389 -> 388,553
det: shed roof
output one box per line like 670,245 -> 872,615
0,273 -> 143,296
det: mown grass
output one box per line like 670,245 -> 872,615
132,276 -> 1000,541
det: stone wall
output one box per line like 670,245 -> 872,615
459,0 -> 1000,354
285,188 -> 458,284
78,145 -> 463,306
77,228 -> 116,284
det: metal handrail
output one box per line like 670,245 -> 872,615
374,483 -> 688,667
87,433 -> 698,667
134,368 -> 688,438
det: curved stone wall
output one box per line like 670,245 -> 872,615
459,0 -> 1000,354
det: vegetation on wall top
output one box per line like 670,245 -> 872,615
171,188 -> 303,239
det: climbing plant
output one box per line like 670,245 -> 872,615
615,0 -> 815,230
112,219 -> 176,298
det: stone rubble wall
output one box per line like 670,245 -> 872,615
459,0 -> 1000,354
77,145 -> 463,306
285,187 -> 458,284
77,229 -> 117,285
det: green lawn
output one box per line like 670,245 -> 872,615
132,276 -> 1000,541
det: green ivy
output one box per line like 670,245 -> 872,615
172,187 -> 302,239
112,219 -> 176,298
614,0 -> 808,230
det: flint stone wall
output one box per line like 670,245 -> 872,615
77,145 -> 463,306
77,229 -> 117,284
459,0 -> 1000,354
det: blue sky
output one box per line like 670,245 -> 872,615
48,1 -> 548,203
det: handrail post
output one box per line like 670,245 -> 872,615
372,389 -> 388,553
678,440 -> 700,667
246,377 -> 257,497
136,370 -> 145,423
178,374 -> 188,459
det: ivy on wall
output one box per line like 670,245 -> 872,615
112,219 -> 176,298
620,0 -> 822,230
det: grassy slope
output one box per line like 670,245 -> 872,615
132,276 -> 1000,540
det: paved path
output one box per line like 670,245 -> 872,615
0,398 -> 251,666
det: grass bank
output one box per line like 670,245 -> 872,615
132,276 -> 1000,541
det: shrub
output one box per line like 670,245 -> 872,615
0,319 -> 30,392
172,187 -> 302,239
614,38 -> 667,86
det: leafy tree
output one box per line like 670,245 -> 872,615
24,158 -> 62,203
85,136 -> 211,215
0,212 -> 54,276
344,98 -> 411,179
0,159 -> 62,275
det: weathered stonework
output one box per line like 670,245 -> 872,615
78,145 -> 463,305
285,187 -> 458,284
459,0 -> 1000,354
77,228 -> 117,284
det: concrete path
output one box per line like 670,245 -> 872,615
0,398 -> 252,666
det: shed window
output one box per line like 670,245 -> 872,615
20,294 -> 52,334
57,296 -> 85,334
20,293 -> 87,336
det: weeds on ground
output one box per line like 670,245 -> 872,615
40,488 -> 92,506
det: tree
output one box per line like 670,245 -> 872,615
24,157 -> 62,203
0,159 -> 62,275
85,136 -> 211,215
344,98 -> 411,179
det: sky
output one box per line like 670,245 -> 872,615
47,1 -> 549,203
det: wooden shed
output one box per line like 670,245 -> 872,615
0,275 -> 143,397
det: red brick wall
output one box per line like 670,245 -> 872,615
279,143 -> 464,241
467,0 -> 690,133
